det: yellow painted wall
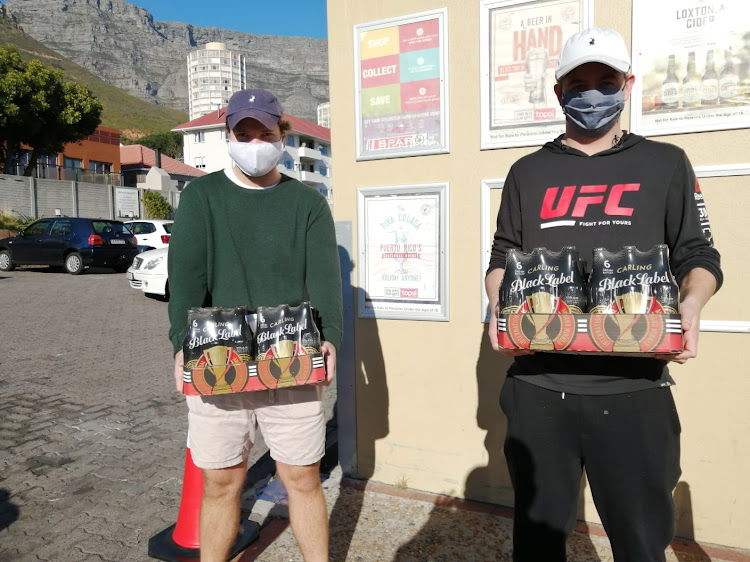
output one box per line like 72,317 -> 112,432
328,0 -> 750,549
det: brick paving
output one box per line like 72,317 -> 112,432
0,266 -> 281,561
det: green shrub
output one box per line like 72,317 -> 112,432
0,209 -> 35,230
141,190 -> 172,219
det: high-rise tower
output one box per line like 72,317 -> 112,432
187,43 -> 246,120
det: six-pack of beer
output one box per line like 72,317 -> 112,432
181,302 -> 327,395
497,245 -> 683,354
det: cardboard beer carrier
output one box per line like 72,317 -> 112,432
181,302 -> 327,395
497,246 -> 684,355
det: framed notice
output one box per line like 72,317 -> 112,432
632,0 -> 750,136
480,0 -> 592,149
115,188 -> 139,218
357,183 -> 449,320
354,9 -> 449,160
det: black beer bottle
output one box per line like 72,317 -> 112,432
558,246 -> 586,313
498,248 -> 529,313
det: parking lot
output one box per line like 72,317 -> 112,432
0,266 -> 334,561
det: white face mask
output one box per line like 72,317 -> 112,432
228,140 -> 283,177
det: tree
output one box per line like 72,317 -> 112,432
0,45 -> 102,175
141,190 -> 172,219
122,131 -> 183,160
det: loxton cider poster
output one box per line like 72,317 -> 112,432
632,0 -> 750,135
480,0 -> 590,148
354,9 -> 449,160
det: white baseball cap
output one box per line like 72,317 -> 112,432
555,27 -> 631,80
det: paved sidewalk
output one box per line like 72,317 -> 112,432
1,267 -> 748,562
240,466 -> 750,562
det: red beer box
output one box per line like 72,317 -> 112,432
181,304 -> 327,395
498,312 -> 683,355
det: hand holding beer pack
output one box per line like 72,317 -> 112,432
181,302 -> 328,395
497,245 -> 683,354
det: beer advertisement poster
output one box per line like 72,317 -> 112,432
480,0 -> 592,149
353,9 -> 450,160
357,184 -> 449,321
632,0 -> 750,136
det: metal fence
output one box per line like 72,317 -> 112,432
4,164 -> 123,186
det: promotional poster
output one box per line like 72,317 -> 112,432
481,0 -> 590,148
632,0 -> 750,135
354,9 -> 449,159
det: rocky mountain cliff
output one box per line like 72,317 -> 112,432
5,0 -> 329,123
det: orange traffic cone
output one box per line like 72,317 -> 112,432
148,446 -> 259,561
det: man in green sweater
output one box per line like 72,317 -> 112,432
168,88 -> 342,562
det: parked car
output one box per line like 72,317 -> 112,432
126,247 -> 169,298
0,217 -> 139,274
124,219 -> 173,252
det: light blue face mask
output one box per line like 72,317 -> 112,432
561,88 -> 625,138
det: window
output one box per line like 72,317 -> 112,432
88,160 -> 111,174
194,131 -> 205,143
194,156 -> 206,169
319,163 -> 328,177
25,220 -> 51,236
320,145 -> 330,156
64,157 -> 82,169
284,159 -> 294,170
50,220 -> 73,237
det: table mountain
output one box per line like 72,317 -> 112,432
5,0 -> 329,123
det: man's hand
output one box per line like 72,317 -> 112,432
320,341 -> 337,386
665,297 -> 701,364
657,267 -> 717,365
173,349 -> 184,393
488,303 -> 534,357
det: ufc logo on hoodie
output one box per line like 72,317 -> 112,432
540,184 -> 640,228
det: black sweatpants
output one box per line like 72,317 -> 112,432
500,377 -> 681,562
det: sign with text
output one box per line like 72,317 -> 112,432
357,184 -> 449,320
632,0 -> 750,136
354,9 -> 449,160
115,188 -> 139,218
480,0 -> 591,148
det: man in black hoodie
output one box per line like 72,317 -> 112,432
485,27 -> 722,562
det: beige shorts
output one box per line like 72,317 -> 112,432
185,385 -> 325,470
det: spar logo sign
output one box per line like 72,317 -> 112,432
367,133 -> 431,151
400,288 -> 418,298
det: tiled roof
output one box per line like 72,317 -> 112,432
120,145 -> 207,177
172,108 -> 331,142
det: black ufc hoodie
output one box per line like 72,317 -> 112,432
488,132 -> 723,394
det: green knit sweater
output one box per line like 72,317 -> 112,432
167,171 -> 343,353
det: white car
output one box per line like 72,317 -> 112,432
127,247 -> 169,298
125,219 -> 173,252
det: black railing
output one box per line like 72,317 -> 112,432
5,164 -> 123,186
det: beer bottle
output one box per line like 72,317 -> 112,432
650,245 -> 680,313
558,246 -> 586,313
682,51 -> 701,108
701,50 -> 719,106
499,248 -> 534,313
661,55 -> 680,110
719,49 -> 738,104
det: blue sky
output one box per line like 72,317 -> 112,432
130,0 -> 328,39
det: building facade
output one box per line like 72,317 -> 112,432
7,126 -> 122,184
173,110 -> 333,203
328,0 -> 749,552
187,43 -> 246,120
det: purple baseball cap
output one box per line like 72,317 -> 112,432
225,89 -> 283,130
